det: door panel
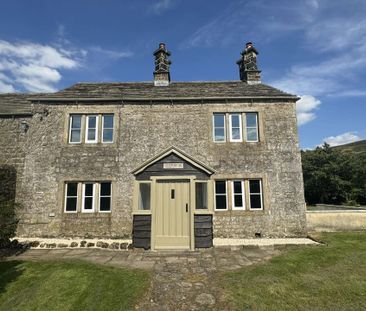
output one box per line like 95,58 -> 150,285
155,180 -> 190,249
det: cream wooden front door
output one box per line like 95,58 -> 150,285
154,180 -> 190,250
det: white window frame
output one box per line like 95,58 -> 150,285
68,115 -> 82,144
249,179 -> 263,210
246,113 -> 259,142
82,183 -> 96,213
102,114 -> 114,143
229,114 -> 243,142
214,180 -> 228,211
231,180 -> 245,210
213,114 -> 226,143
64,182 -> 78,213
99,182 -> 112,213
85,115 -> 99,143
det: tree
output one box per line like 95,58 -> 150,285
301,143 -> 357,205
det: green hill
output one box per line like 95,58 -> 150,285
333,139 -> 366,153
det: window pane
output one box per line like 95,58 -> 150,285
233,181 -> 242,194
246,113 -> 257,127
67,183 -> 78,196
250,195 -> 262,209
214,128 -> 225,141
84,197 -> 93,210
214,114 -> 225,127
66,198 -> 77,212
249,180 -> 261,193
88,116 -> 96,128
71,115 -> 81,128
196,182 -> 208,209
232,128 -> 241,140
100,197 -> 111,211
215,195 -> 227,210
103,129 -> 113,142
70,129 -> 81,142
247,128 -> 258,141
231,115 -> 240,127
103,115 -> 114,128
215,181 -> 226,194
88,129 -> 96,141
100,182 -> 111,196
138,183 -> 151,210
85,184 -> 94,196
234,195 -> 243,207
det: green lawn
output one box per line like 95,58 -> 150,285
0,260 -> 150,311
221,232 -> 366,311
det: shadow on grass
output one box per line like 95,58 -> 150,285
0,260 -> 24,296
0,244 -> 29,260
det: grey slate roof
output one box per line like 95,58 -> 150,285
32,81 -> 298,101
0,94 -> 33,116
0,81 -> 297,115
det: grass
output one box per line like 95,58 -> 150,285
221,232 -> 366,311
0,260 -> 150,311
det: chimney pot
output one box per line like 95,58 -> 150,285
153,43 -> 171,86
237,41 -> 261,84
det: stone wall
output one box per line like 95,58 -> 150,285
0,100 -> 306,239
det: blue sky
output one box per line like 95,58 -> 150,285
0,0 -> 365,149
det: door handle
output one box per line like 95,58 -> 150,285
186,204 -> 188,213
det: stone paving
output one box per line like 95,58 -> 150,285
1,245 -> 296,310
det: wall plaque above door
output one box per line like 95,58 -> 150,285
163,162 -> 184,169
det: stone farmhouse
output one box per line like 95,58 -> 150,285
0,42 -> 306,250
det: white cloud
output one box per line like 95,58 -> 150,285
0,40 -> 78,69
296,95 -> 321,126
305,18 -> 366,52
14,65 -> 62,92
0,40 -> 83,92
181,0 -> 319,48
89,46 -> 133,60
271,1 -> 366,96
0,80 -> 15,93
151,0 -> 175,14
0,36 -> 134,93
333,90 -> 366,97
306,0 -> 319,10
322,132 -> 363,147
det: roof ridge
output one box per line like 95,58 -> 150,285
68,80 -> 250,85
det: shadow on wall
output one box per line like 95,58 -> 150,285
0,165 -> 19,248
0,165 -> 16,201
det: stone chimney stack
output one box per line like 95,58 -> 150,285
236,42 -> 261,84
153,43 -> 171,86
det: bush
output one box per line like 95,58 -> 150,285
0,200 -> 19,248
